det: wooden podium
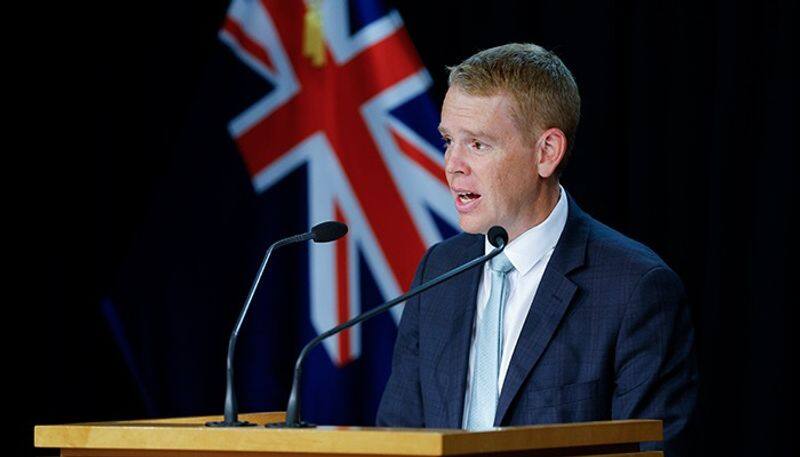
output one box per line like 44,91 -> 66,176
35,412 -> 663,457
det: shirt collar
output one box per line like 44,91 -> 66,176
484,185 -> 569,276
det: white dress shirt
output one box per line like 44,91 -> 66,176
462,186 -> 569,426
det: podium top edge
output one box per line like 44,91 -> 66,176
35,414 -> 663,455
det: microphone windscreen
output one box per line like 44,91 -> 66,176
311,221 -> 348,243
487,226 -> 509,248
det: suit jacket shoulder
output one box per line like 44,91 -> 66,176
568,198 -> 684,296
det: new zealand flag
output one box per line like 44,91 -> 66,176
108,0 -> 457,426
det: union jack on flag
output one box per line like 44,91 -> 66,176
219,0 -> 457,423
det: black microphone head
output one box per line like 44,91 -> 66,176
311,221 -> 348,243
487,226 -> 509,248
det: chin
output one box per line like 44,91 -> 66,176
458,217 -> 490,235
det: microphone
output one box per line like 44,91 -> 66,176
206,221 -> 348,427
268,226 -> 509,428
486,225 -> 509,249
311,221 -> 349,242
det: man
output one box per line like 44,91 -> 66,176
376,43 -> 698,456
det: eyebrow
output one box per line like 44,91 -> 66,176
438,125 -> 500,142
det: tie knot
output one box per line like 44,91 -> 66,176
489,253 -> 514,274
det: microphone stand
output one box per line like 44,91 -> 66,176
207,221 -> 346,427
269,230 -> 507,428
207,233 -> 311,427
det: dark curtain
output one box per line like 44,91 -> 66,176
16,1 -> 795,456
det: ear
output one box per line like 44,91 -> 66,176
535,128 -> 567,179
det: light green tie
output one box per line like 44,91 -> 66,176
465,252 -> 514,430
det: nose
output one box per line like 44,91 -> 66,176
445,142 -> 470,176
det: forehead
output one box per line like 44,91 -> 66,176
439,87 -> 518,137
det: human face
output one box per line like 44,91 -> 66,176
439,87 -> 544,240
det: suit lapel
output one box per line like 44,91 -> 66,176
431,236 -> 483,428
495,195 -> 590,425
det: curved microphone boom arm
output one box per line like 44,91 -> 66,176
206,221 -> 347,427
271,226 -> 509,428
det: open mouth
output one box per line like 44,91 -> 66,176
457,192 -> 482,204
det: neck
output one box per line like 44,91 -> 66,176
507,180 -> 561,242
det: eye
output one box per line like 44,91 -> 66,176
471,140 -> 488,151
441,136 -> 452,148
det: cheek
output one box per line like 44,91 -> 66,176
499,165 -> 535,203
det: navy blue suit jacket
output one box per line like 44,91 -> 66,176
377,195 -> 698,456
